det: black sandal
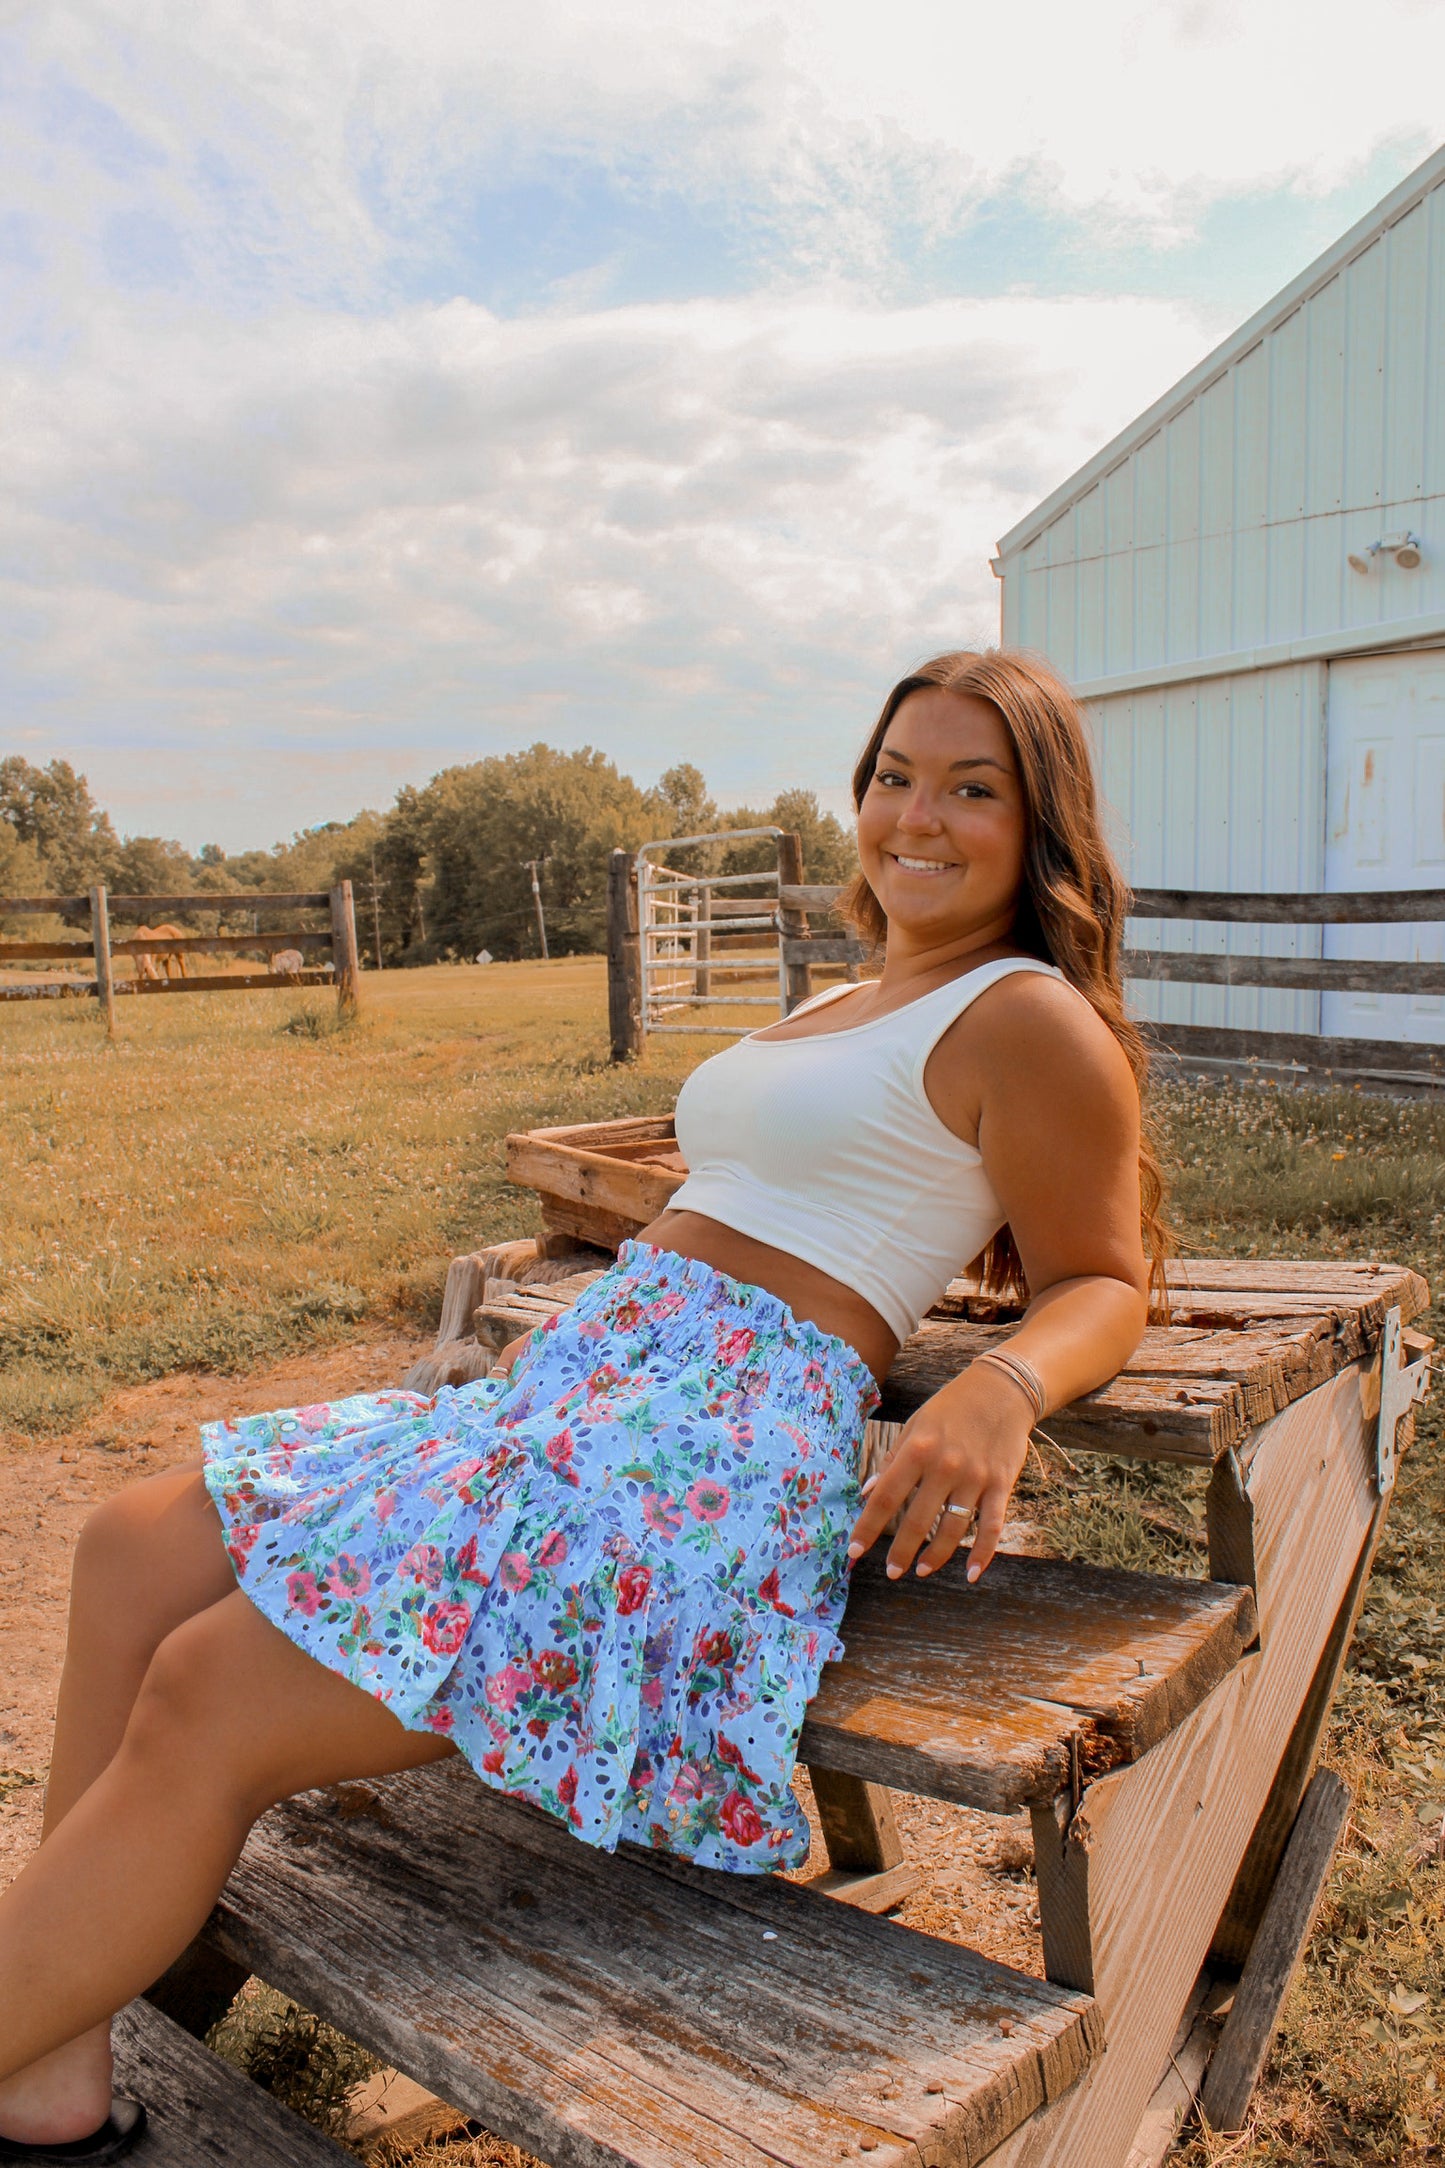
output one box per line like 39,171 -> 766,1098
0,2100 -> 146,2164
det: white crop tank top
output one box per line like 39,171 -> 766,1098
668,956 -> 1065,1343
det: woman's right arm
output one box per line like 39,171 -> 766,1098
491,1333 -> 529,1377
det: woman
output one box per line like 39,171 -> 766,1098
0,650 -> 1163,2161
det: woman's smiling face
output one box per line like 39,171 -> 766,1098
855,687 -> 1028,947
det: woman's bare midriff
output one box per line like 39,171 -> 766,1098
635,1208 -> 900,1385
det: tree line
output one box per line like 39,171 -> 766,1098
0,747 -> 856,964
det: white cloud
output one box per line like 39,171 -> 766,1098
2,286 -> 1218,844
11,0 -> 1443,295
4,0 -> 1441,845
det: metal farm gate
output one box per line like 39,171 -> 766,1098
635,828 -> 788,1038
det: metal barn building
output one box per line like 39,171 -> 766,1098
993,142 -> 1445,1053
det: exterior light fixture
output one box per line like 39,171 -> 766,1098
1348,531 -> 1424,573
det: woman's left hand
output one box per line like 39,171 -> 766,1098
846,1365 -> 1034,1583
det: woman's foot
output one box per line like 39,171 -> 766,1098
0,2099 -> 145,2163
0,2030 -> 114,2147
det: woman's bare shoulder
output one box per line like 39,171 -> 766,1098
979,968 -> 1134,1081
930,966 -> 1138,1138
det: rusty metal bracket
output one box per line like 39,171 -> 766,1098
1370,1306 -> 1431,1496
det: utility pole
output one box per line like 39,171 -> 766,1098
521,857 -> 550,960
368,846 -> 384,971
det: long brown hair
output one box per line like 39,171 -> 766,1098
845,648 -> 1170,1315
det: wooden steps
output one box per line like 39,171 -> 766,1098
803,1551 -> 1257,1813
111,1998 -> 352,2165
184,1550 -> 1256,2165
200,1763 -> 1100,2168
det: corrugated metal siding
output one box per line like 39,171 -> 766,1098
1004,177 -> 1445,676
1090,663 -> 1327,1033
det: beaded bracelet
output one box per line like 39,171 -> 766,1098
972,1346 -> 1048,1426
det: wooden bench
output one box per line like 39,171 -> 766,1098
110,1997 -> 352,2164
154,1183 -> 1429,2166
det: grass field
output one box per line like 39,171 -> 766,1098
2,963 -> 1443,2160
0,962 -> 699,1438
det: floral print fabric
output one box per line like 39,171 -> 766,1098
201,1242 -> 879,1872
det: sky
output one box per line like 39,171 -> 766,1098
3,1 -> 1444,852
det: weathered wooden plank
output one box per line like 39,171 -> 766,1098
0,895 -> 89,913
776,882 -> 1445,930
782,936 -> 873,966
0,939 -> 97,959
204,1765 -> 1100,2168
799,1551 -> 1256,1812
112,1998 -> 355,2164
779,884 -> 848,915
809,1862 -> 921,1913
1199,1768 -> 1352,2135
879,1331 -> 1241,1463
1122,1979 -> 1223,2168
0,980 -> 96,1001
506,1134 -> 685,1223
1,931 -> 331,961
1209,1482 -> 1385,1967
540,1197 -> 650,1252
1145,1020 -> 1445,1079
113,972 -> 335,995
1006,1357 -> 1386,2168
1125,951 -> 1445,994
582,1139 -> 688,1169
330,881 -> 361,1017
1168,1259 -> 1424,1295
607,848 -> 644,1062
521,1114 -> 677,1151
778,829 -> 813,1013
119,932 -> 330,957
89,886 -> 115,1038
805,1767 -> 905,1873
104,891 -> 331,912
1129,886 -> 1445,924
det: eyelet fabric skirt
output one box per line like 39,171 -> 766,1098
201,1241 -> 880,1872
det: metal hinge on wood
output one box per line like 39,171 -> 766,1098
1363,1307 -> 1432,1496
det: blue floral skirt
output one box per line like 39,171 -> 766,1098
201,1242 -> 879,1872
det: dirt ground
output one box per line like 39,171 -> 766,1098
0,1336 -> 1045,1976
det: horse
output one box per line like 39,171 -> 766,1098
131,925 -> 192,982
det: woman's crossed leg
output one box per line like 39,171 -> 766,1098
0,1464 -> 452,2143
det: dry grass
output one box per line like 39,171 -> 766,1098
0,962 -> 700,1442
4,980 -> 1444,2159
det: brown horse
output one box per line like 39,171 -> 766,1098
131,925 -> 192,982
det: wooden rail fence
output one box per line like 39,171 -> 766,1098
0,883 -> 362,1035
710,879 -> 1444,1084
1122,885 -> 1445,1084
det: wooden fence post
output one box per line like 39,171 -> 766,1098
607,849 -> 642,1062
695,893 -> 711,1002
89,885 -> 116,1037
330,882 -> 361,1017
776,831 -> 811,1015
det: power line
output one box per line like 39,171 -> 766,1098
368,845 -> 384,970
520,857 -> 551,960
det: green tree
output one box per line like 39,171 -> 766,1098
367,745 -> 654,963
113,833 -> 192,898
0,758 -> 119,892
0,825 -> 46,930
329,811 -> 415,966
718,788 -> 856,887
641,763 -> 721,878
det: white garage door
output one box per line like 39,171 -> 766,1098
1323,649 -> 1445,1044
